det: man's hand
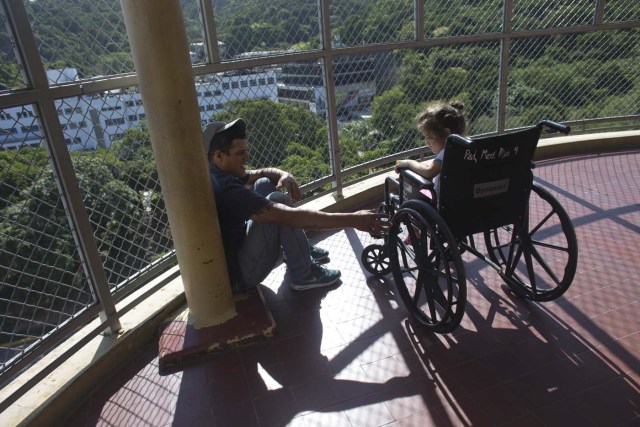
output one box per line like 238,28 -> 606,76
352,210 -> 391,237
277,173 -> 301,203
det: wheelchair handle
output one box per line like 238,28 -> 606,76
537,120 -> 571,135
446,134 -> 472,146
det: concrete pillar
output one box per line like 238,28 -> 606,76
120,0 -> 235,328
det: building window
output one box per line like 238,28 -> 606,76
17,110 -> 35,118
241,81 -> 248,88
21,125 -> 40,133
222,83 -> 230,90
1,112 -> 13,120
204,91 -> 212,97
78,121 -> 87,128
250,80 -> 257,87
214,90 -> 222,96
216,103 -> 223,109
206,104 -> 215,111
125,101 -> 135,107
129,114 -> 138,121
105,117 -> 125,126
267,78 -> 275,84
258,78 -> 266,85
232,82 -> 239,89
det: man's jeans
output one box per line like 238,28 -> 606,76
237,178 -> 312,288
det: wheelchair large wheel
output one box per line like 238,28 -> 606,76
387,200 -> 467,333
484,183 -> 578,301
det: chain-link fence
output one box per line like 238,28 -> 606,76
507,28 -> 640,130
0,9 -> 23,92
1,0 -> 639,390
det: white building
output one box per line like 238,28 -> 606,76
0,68 -> 278,151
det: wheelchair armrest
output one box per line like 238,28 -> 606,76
399,168 -> 435,191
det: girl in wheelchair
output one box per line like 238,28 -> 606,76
394,100 -> 467,198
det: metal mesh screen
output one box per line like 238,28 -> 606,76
512,0 -> 595,30
59,92 -> 173,292
507,29 -> 640,129
24,0 -> 206,82
330,0 -> 414,47
0,105 -> 94,370
182,0 -> 208,65
424,0 -> 503,38
604,0 -> 640,23
0,9 -> 25,92
344,42 -> 499,175
25,0 -> 133,82
211,0 -> 321,60
203,65 -> 332,188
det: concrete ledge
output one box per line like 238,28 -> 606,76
2,266 -> 186,427
535,130 -> 640,161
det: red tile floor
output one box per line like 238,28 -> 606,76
66,151 -> 640,426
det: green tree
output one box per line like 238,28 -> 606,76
213,99 -> 327,170
0,147 -> 50,210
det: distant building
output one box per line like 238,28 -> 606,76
46,68 -> 79,85
0,68 -> 278,151
277,55 -> 377,117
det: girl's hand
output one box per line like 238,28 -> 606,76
395,160 -> 408,173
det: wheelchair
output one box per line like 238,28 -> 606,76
361,121 -> 578,333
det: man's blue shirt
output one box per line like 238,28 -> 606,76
209,164 -> 270,283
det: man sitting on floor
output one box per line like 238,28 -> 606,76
205,118 -> 389,293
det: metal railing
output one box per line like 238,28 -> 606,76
0,0 -> 639,403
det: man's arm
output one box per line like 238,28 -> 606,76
245,167 -> 301,202
250,202 -> 389,235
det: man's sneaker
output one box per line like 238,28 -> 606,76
283,244 -> 329,262
292,263 -> 341,291
309,245 -> 329,262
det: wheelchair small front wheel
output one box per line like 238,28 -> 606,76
387,200 -> 467,333
361,244 -> 391,276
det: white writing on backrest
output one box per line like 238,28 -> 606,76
463,146 -> 519,164
474,178 -> 510,198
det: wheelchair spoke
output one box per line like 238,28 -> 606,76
531,239 -> 570,252
413,269 -> 426,307
530,243 -> 562,286
528,208 -> 556,237
507,240 -> 525,276
388,202 -> 467,333
523,245 -> 538,296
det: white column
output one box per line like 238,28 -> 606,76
120,0 -> 235,327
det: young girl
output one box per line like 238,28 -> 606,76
395,101 -> 467,195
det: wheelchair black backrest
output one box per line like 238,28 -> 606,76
438,126 -> 542,238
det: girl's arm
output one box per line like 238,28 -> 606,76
395,159 -> 442,179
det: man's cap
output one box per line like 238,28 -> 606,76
203,118 -> 246,153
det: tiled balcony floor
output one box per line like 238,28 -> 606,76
66,151 -> 640,427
